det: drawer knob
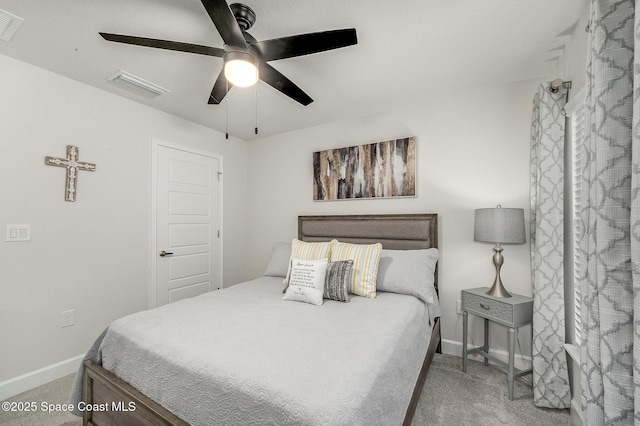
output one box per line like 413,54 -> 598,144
480,303 -> 491,310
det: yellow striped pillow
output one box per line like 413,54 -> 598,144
283,239 -> 332,290
329,239 -> 383,298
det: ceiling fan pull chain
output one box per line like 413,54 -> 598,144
225,79 -> 229,140
255,84 -> 259,136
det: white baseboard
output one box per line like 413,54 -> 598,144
441,339 -> 532,371
0,355 -> 84,401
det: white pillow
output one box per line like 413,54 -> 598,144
376,248 -> 439,303
283,257 -> 328,306
263,242 -> 292,277
282,239 -> 332,292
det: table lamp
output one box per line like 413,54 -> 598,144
474,205 -> 526,298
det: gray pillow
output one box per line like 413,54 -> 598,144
376,248 -> 439,303
324,260 -> 353,303
263,242 -> 292,278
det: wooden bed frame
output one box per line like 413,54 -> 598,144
82,213 -> 440,426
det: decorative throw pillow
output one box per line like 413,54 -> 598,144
263,242 -> 292,278
283,257 -> 328,306
324,260 -> 353,302
329,239 -> 383,298
376,248 -> 439,304
282,239 -> 332,292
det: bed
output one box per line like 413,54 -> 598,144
71,213 -> 440,425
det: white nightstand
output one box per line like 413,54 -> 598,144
461,287 -> 533,400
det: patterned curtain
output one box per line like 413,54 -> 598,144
578,0 -> 639,424
530,84 -> 572,408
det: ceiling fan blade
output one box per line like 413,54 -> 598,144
99,33 -> 224,57
208,70 -> 232,104
253,29 -> 357,62
243,31 -> 258,45
259,62 -> 313,106
201,0 -> 247,49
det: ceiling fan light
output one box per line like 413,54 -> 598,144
224,51 -> 258,87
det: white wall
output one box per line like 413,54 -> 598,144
563,5 -> 589,93
0,54 -> 250,388
246,78 -> 544,358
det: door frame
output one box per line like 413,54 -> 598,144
150,137 -> 223,309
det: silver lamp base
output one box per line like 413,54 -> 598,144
485,244 -> 512,298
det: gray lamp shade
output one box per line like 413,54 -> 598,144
474,207 -> 526,244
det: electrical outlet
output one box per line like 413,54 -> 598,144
61,310 -> 75,328
456,300 -> 463,315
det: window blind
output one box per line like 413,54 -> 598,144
565,87 -> 586,346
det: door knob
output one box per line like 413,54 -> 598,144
159,250 -> 173,257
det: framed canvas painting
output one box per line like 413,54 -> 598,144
313,137 -> 416,201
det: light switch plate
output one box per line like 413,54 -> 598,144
6,225 -> 30,242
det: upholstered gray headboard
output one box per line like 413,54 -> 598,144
298,213 -> 438,290
298,214 -> 438,249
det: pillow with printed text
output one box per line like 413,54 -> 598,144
282,239 -> 332,293
283,257 -> 328,306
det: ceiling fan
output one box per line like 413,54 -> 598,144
99,0 -> 358,106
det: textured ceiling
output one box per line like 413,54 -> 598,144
0,0 -> 586,141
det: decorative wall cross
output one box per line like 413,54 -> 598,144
45,145 -> 96,202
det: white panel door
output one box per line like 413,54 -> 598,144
154,144 -> 221,306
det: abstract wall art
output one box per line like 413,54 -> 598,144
313,137 -> 416,201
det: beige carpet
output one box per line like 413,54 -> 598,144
0,354 -> 570,426
412,354 -> 572,425
0,374 -> 81,426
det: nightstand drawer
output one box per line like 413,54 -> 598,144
462,291 -> 513,323
461,287 -> 533,327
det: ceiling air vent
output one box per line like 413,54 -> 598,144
0,9 -> 24,41
106,70 -> 170,99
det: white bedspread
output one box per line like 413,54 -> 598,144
71,276 -> 435,425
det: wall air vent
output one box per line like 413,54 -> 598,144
106,70 -> 171,99
0,9 -> 24,42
